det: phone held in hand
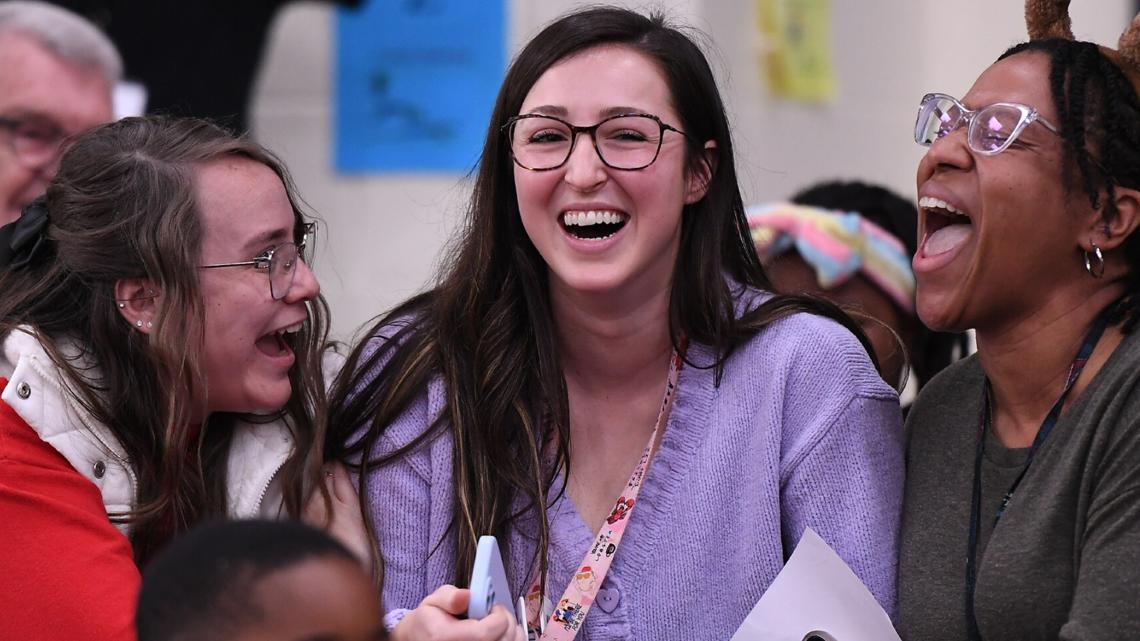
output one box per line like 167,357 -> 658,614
467,535 -> 516,620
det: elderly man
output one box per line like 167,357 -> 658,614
0,1 -> 119,225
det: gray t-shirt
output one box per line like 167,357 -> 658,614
898,330 -> 1140,641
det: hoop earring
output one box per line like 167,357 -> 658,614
1084,240 -> 1105,278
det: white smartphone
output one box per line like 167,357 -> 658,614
467,535 -> 516,620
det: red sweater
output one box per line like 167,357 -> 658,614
0,378 -> 139,641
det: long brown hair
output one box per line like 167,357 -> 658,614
0,116 -> 331,564
327,7 -> 873,590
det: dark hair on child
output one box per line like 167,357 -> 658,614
136,519 -> 357,641
791,180 -> 967,388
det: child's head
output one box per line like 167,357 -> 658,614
137,519 -> 385,641
750,181 -> 966,390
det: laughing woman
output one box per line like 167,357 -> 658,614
899,2 -> 1140,640
0,116 -> 334,640
329,7 -> 903,641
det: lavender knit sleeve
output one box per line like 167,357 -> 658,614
776,321 -> 905,619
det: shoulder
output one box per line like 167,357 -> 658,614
904,354 -> 982,446
728,293 -> 896,403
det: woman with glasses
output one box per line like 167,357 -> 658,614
327,7 -> 903,640
898,3 -> 1140,640
0,116 -> 355,640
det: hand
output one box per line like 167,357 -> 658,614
302,461 -> 372,567
391,585 -> 526,641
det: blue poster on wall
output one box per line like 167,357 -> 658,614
335,0 -> 506,173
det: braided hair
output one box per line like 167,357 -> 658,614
1000,39 -> 1140,331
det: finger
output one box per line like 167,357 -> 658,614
422,585 -> 469,616
479,606 -> 514,641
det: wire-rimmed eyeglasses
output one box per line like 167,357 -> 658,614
914,93 -> 1061,156
200,222 -> 315,300
503,112 -> 691,171
0,116 -> 69,169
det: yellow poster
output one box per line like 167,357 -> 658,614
757,0 -> 835,102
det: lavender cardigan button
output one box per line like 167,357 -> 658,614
595,588 -> 620,613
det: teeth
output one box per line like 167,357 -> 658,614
276,322 -> 303,335
562,210 -> 626,226
918,196 -> 967,217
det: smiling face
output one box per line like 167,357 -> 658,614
195,157 -> 320,417
512,44 -> 710,304
0,32 -> 112,225
914,52 -> 1095,333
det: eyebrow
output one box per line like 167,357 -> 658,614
523,105 -> 654,119
240,227 -> 292,254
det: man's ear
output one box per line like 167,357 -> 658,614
1088,186 -> 1140,252
684,140 -> 718,205
113,278 -> 160,334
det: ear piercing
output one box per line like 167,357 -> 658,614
118,302 -> 126,308
136,320 -> 143,327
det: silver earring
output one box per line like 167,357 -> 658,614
135,320 -> 143,328
145,321 -> 153,329
1084,240 -> 1105,278
117,302 -> 126,309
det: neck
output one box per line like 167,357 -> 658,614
977,284 -> 1124,443
551,280 -> 674,390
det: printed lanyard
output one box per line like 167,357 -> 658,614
964,307 -> 1113,641
524,344 -> 686,640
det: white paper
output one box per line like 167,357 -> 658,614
730,527 -> 901,641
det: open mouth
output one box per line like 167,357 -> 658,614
560,210 -> 629,240
919,196 -> 972,256
255,321 -> 303,358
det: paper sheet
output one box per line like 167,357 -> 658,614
731,528 -> 901,641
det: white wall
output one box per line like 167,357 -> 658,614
251,0 -> 1132,340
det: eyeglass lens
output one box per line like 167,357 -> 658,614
3,118 -> 66,168
510,115 -> 665,170
269,243 -> 300,300
917,96 -> 1029,153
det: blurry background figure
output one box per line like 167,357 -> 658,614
0,0 -> 118,225
749,181 -> 966,405
55,0 -> 361,134
136,519 -> 387,641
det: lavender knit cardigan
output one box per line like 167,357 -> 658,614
360,310 -> 904,640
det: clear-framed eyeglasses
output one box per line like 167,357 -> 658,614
0,115 -> 69,169
503,112 -> 691,171
914,93 -> 1061,155
200,222 -> 315,300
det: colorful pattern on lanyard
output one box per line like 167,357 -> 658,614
964,305 -> 1115,641
524,343 -> 687,640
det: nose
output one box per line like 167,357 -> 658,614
284,258 -> 320,303
562,132 -> 607,192
917,127 -> 974,183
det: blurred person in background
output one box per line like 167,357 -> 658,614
749,181 -> 966,408
0,0 -> 118,225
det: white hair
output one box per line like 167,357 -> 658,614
0,1 -> 122,87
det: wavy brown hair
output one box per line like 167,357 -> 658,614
327,7 -> 873,593
0,116 -> 331,564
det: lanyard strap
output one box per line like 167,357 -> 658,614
525,344 -> 686,640
964,307 -> 1114,641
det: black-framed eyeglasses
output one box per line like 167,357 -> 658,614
0,116 -> 69,169
914,93 -> 1061,155
503,112 -> 691,171
200,222 -> 315,300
